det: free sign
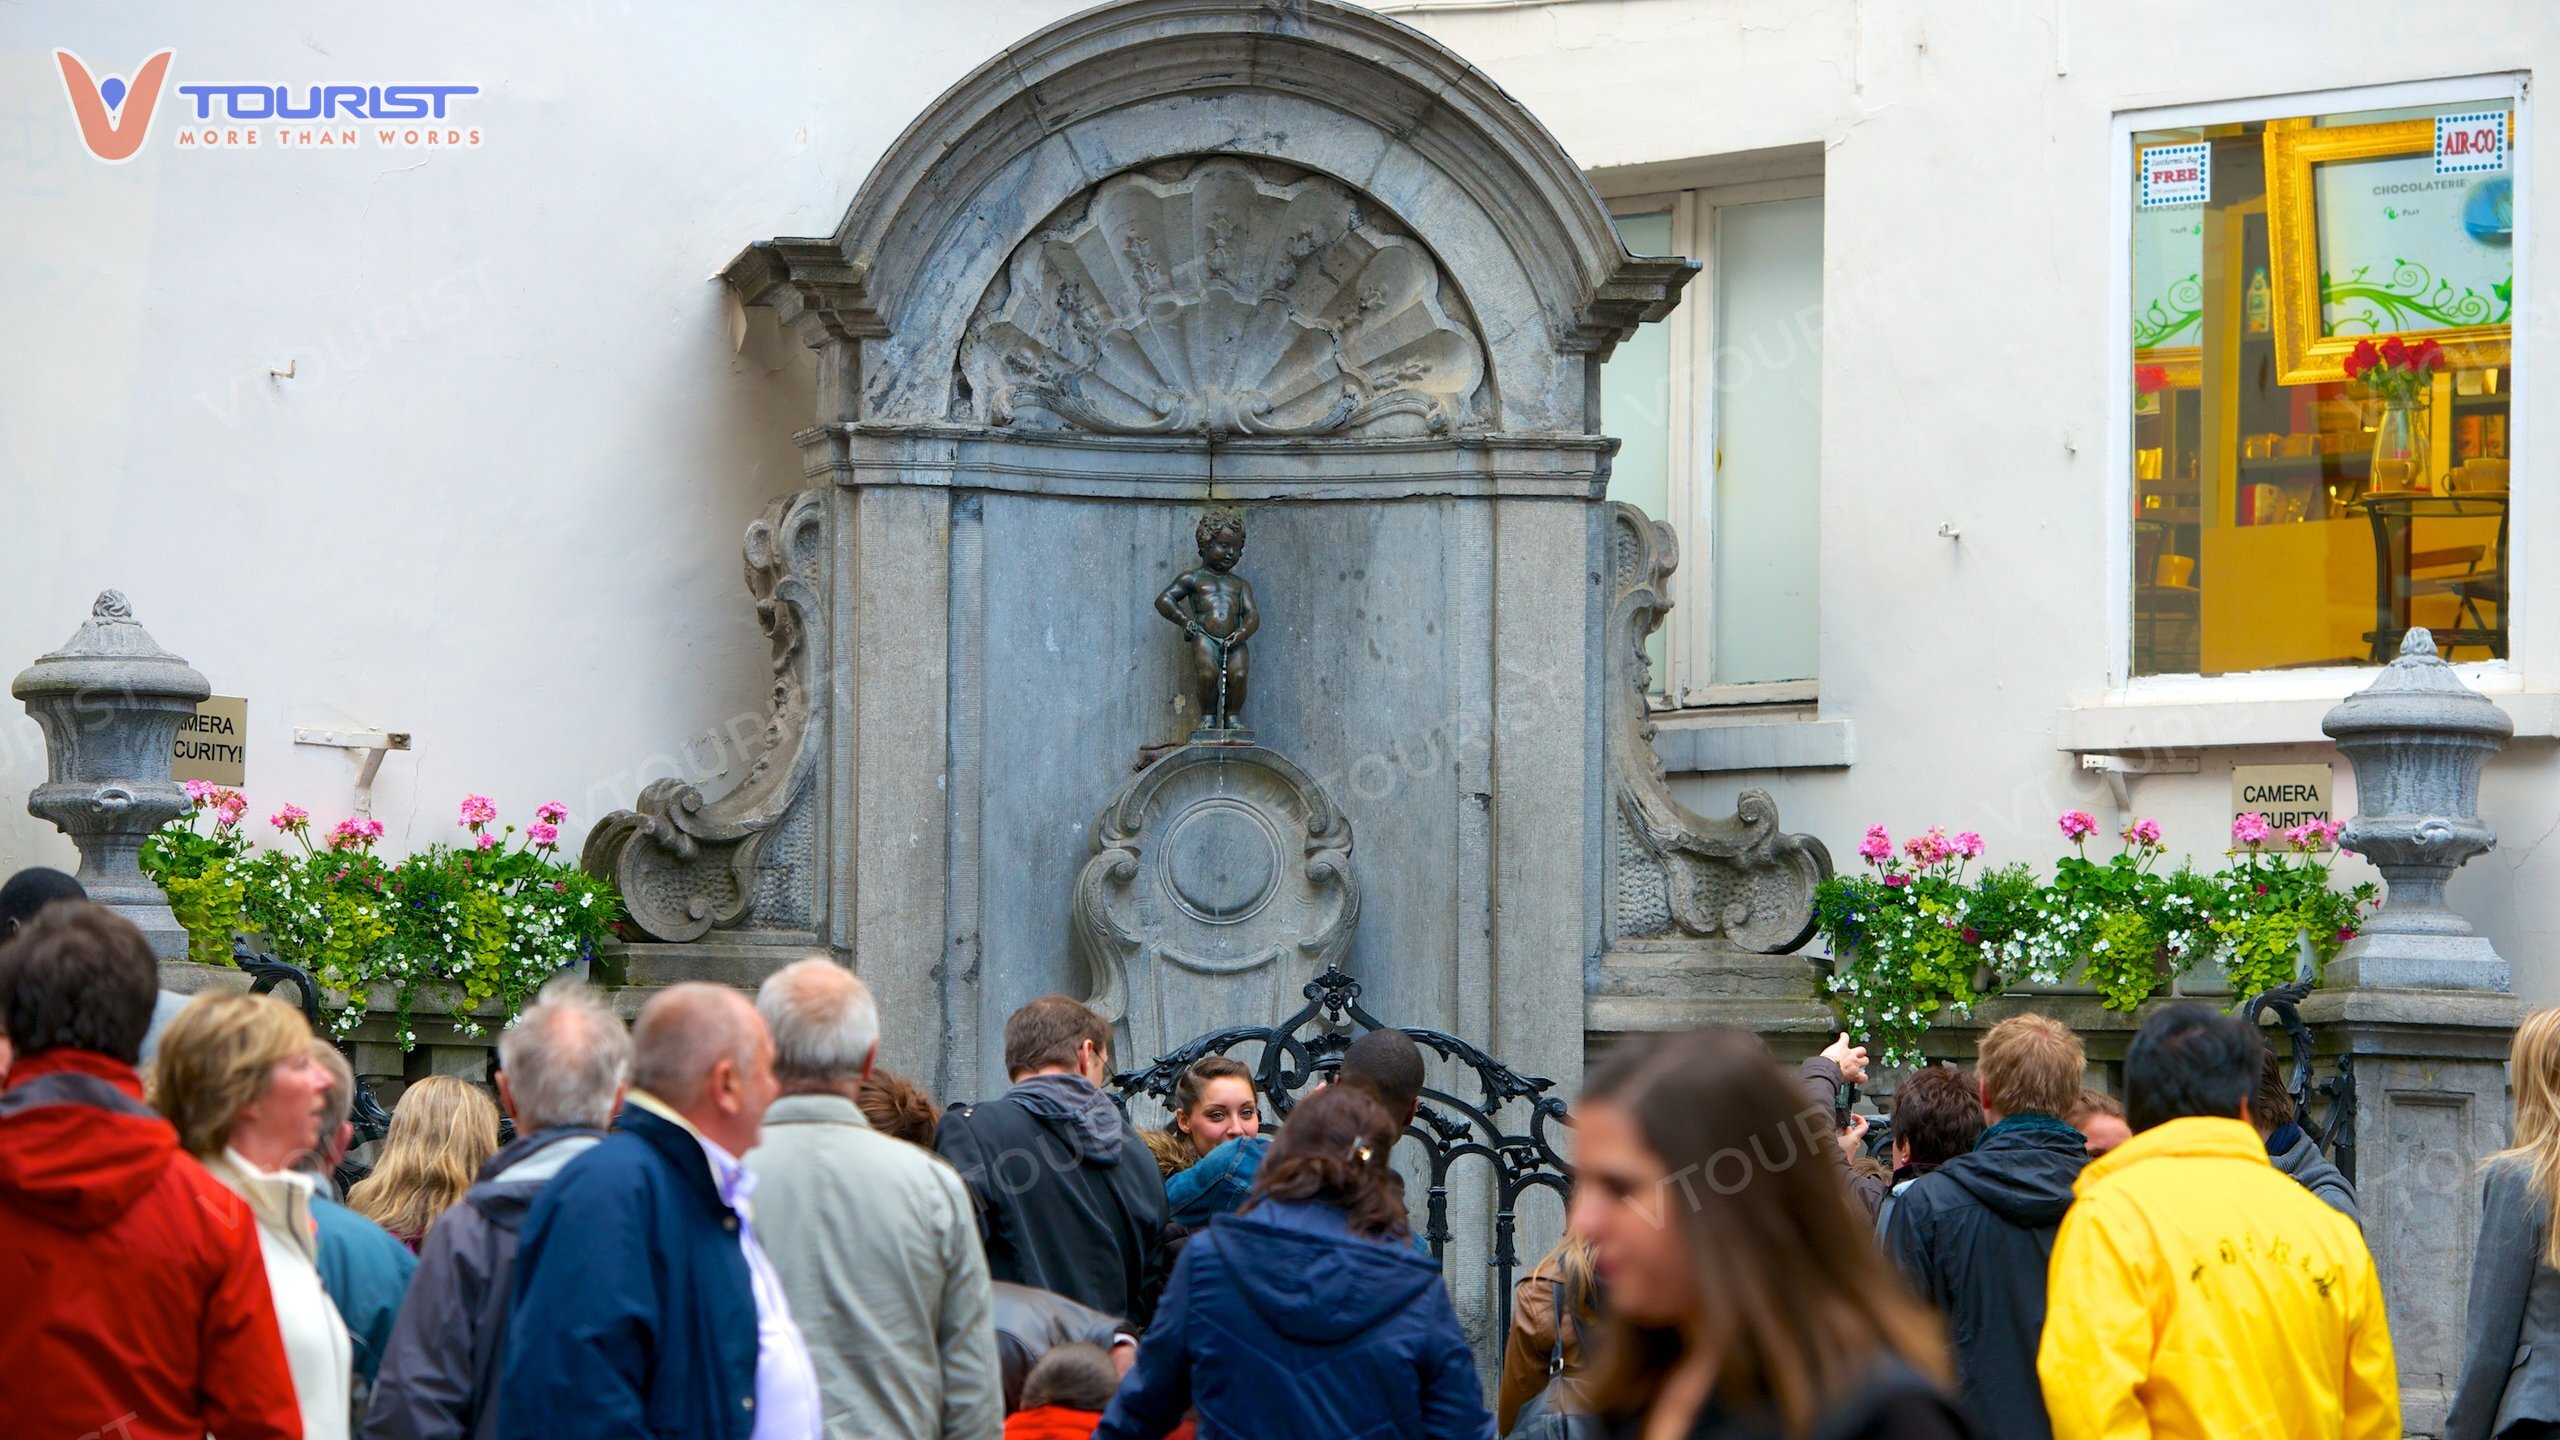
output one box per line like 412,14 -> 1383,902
2139,142 -> 2210,208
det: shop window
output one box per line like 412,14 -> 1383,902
1604,180 -> 1824,703
2129,94 -> 2516,678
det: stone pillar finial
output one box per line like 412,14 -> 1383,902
12,591 -> 212,957
2319,627 -> 2513,990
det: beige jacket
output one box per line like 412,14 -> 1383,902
746,1092 -> 1003,1440
207,1148 -> 355,1440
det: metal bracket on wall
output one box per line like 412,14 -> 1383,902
2077,751 -> 2201,819
292,727 -> 412,818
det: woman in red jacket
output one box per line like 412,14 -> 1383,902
0,901 -> 301,1440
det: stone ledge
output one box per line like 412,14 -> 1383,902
2056,690 -> 2560,753
2297,985 -> 2528,1060
805,424 -> 1617,501
1652,713 -> 1853,773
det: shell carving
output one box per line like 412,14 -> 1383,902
959,158 -> 1487,438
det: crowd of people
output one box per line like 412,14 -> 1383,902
7,864 -> 2560,1439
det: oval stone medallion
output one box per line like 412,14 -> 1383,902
1160,799 -> 1282,924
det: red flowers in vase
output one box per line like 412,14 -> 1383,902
2345,334 -> 2446,405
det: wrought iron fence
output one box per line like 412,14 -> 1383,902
2243,977 -> 2357,1182
1110,965 -> 1573,1340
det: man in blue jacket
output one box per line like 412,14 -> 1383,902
497,981 -> 820,1440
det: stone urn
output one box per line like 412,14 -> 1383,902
2319,628 -> 2511,990
12,591 -> 211,957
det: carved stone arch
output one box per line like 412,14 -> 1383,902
958,156 -> 1493,439
721,0 -> 1692,434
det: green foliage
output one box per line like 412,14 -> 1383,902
2214,847 -> 2377,1002
139,788 -> 252,966
140,792 -> 622,1049
1815,814 -> 2374,1065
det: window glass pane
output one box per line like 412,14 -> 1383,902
1603,210 -> 1675,688
1711,195 -> 1823,685
2129,99 -> 2513,677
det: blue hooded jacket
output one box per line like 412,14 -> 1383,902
1092,1199 -> 1494,1440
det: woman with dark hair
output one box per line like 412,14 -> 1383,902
1572,1027 -> 1976,1440
1092,1082 -> 1494,1440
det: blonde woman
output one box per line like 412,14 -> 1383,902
153,990 -> 354,1440
349,1074 -> 500,1248
2449,1007 -> 2560,1440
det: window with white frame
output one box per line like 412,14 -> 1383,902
2119,80 -> 2524,681
1602,177 -> 1824,706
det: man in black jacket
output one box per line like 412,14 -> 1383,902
937,996 -> 1169,1324
1884,1014 -> 2090,1440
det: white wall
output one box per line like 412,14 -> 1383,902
0,1 -> 1093,870
1370,0 -> 2560,1001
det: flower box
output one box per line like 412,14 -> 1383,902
141,789 -> 622,1050
1813,813 -> 2373,1065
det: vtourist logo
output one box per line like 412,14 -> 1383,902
54,47 -> 483,159
54,49 -> 174,163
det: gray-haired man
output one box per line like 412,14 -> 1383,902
747,958 -> 1002,1440
366,979 -> 632,1440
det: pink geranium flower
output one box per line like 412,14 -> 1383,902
1857,824 -> 1893,864
2232,812 -> 2272,848
474,830 -> 499,851
269,804 -> 309,832
458,794 -> 499,829
534,801 -> 568,824
526,821 -> 559,847
2058,810 -> 2098,842
183,778 -> 216,805
1952,832 -> 1985,860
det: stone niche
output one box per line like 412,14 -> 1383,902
586,0 -> 1826,1122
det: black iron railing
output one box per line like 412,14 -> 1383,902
2243,978 -> 2356,1183
1111,965 -> 1572,1340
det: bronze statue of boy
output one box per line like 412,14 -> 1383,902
1157,510 -> 1259,741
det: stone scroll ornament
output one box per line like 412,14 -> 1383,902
958,157 -> 1487,439
582,491 -> 826,942
1602,503 -> 1831,952
1071,745 -> 1359,1070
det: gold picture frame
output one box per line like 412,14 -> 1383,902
2136,345 -> 2200,389
2264,114 -> 2512,386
